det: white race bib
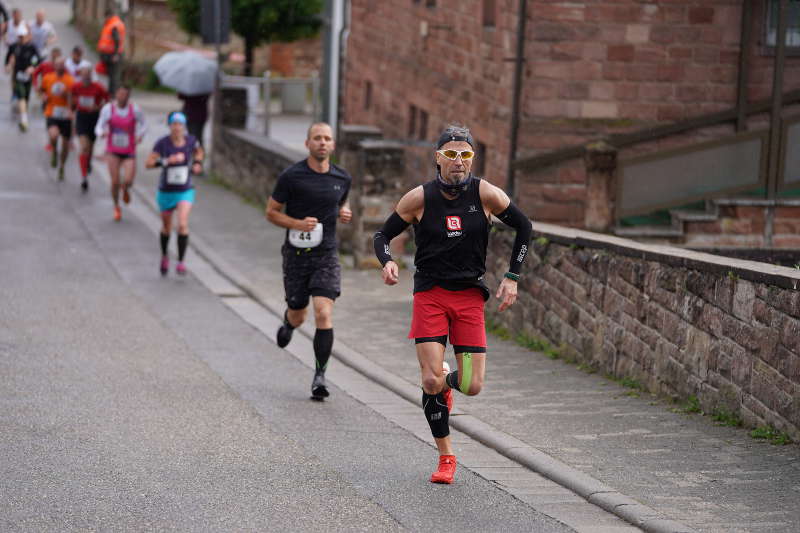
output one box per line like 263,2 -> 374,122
51,106 -> 69,119
111,132 -> 130,148
166,165 -> 189,186
15,70 -> 30,82
288,223 -> 323,248
78,96 -> 95,109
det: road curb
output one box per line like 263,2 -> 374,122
127,179 -> 696,533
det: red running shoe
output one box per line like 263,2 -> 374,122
430,455 -> 457,484
113,206 -> 122,222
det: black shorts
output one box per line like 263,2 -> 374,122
46,118 -> 72,139
107,152 -> 135,160
13,80 -> 31,101
75,111 -> 99,141
282,246 -> 341,310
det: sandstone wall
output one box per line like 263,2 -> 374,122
485,222 -> 800,440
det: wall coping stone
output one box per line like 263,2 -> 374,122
529,222 -> 800,290
226,128 -> 306,163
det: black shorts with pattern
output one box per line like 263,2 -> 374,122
282,245 -> 341,310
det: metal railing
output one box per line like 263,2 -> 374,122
220,71 -> 321,137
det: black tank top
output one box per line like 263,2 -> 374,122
413,177 -> 490,300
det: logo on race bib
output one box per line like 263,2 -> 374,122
445,216 -> 462,231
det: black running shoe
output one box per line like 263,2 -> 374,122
311,370 -> 329,401
81,179 -> 88,192
276,324 -> 293,348
276,311 -> 294,348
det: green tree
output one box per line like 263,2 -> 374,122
166,0 -> 323,76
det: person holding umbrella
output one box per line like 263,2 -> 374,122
145,111 -> 204,276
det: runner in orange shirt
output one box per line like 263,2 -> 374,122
40,58 -> 74,181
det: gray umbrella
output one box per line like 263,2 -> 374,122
153,51 -> 217,96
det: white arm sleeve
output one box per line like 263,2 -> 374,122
94,103 -> 111,137
134,104 -> 147,138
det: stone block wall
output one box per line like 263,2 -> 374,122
211,128 -> 304,203
485,222 -> 800,440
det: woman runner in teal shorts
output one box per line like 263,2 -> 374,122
145,111 -> 204,276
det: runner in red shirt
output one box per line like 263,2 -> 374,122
32,46 -> 59,90
71,65 -> 108,191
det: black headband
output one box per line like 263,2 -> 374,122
436,131 -> 474,149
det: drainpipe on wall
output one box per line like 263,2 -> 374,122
506,0 -> 528,201
321,0 -> 344,132
336,1 -> 351,141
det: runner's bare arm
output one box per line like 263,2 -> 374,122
478,180 -> 532,312
338,202 -> 352,223
265,197 -> 317,232
144,152 -> 161,169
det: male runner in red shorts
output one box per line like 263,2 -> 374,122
373,125 -> 532,484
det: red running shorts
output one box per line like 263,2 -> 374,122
408,286 -> 487,352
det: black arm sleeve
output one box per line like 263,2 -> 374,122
373,211 -> 410,266
0,4 -> 8,24
496,203 -> 532,275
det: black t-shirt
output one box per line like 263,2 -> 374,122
413,177 -> 491,300
6,43 -> 40,78
272,159 -> 352,252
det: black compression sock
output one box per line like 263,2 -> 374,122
313,328 -> 333,371
177,233 -> 189,261
422,391 -> 450,438
160,232 -> 169,256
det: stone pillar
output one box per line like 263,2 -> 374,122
336,125 -> 383,261
584,140 -> 618,233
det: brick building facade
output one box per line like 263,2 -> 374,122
343,1 -> 800,231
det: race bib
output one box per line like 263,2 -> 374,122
15,70 -> 30,82
166,165 -> 189,186
78,95 -> 95,109
111,131 -> 130,148
51,82 -> 65,96
51,106 -> 69,119
288,223 -> 323,248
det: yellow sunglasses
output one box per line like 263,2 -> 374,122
437,149 -> 475,160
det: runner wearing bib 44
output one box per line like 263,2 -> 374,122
39,58 -> 74,181
71,64 -> 109,191
266,122 -> 353,401
95,85 -> 146,221
145,111 -> 204,276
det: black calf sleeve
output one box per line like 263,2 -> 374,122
313,328 -> 334,371
422,391 -> 450,438
177,233 -> 189,261
160,232 -> 169,256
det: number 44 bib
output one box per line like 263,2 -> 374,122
288,223 -> 323,248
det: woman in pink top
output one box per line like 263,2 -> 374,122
94,84 -> 147,221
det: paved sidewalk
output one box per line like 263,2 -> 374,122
43,4 -> 800,531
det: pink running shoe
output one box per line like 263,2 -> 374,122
160,256 -> 169,276
176,262 -> 187,276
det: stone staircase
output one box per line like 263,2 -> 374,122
613,199 -> 719,242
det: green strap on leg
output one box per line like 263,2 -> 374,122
459,352 -> 473,395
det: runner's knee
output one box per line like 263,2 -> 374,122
422,374 -> 444,395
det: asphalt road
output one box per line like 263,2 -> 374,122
0,28 -> 572,533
